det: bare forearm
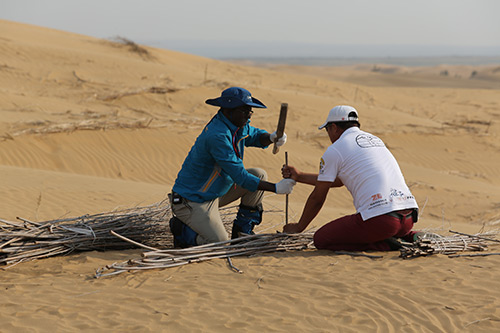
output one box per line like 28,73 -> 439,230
282,165 -> 342,189
296,172 -> 319,185
295,190 -> 326,232
297,173 -> 343,188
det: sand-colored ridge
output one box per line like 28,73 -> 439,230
1,19 -> 500,332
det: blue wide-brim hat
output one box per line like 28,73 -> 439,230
205,87 -> 267,109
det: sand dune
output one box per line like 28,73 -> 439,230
1,19 -> 500,332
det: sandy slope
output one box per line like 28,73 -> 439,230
1,19 -> 500,332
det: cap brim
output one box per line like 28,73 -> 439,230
318,122 -> 328,130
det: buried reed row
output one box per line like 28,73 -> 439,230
0,199 -> 498,275
94,229 -> 500,278
95,232 -> 316,278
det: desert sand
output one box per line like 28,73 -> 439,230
1,19 -> 500,332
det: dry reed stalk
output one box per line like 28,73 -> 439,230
97,86 -> 178,101
448,252 -> 500,258
109,36 -> 154,60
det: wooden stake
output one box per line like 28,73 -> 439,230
285,151 -> 289,225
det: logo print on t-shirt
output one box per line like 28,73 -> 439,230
356,134 -> 385,148
319,157 -> 325,174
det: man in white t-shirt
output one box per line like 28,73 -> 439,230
282,105 -> 419,251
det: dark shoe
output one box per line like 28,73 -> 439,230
231,223 -> 254,239
384,237 -> 403,250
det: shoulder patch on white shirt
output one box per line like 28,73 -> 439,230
355,134 -> 385,148
319,157 -> 325,174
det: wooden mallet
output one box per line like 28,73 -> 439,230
272,103 -> 288,154
273,103 -> 289,225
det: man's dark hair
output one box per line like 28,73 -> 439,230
333,121 -> 360,130
333,111 -> 360,130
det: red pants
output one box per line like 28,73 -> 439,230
313,211 -> 415,251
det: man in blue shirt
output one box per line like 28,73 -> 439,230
170,87 -> 296,247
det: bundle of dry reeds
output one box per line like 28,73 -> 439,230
95,232 -> 315,278
0,200 -> 174,267
399,230 -> 499,259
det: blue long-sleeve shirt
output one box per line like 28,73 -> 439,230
172,111 -> 269,203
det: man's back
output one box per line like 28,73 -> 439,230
318,127 -> 418,220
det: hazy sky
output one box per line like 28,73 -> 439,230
2,0 -> 500,58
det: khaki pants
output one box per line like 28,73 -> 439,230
170,168 -> 267,245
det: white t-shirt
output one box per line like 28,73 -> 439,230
317,127 -> 418,220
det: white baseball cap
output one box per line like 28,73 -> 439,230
318,105 -> 359,129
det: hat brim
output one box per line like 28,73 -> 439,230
318,122 -> 329,130
318,119 -> 360,130
205,96 -> 267,109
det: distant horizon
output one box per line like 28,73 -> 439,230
142,39 -> 500,66
222,55 -> 500,67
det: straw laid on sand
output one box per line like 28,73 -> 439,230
95,229 -> 499,278
1,194 -> 498,275
0,199 -> 251,269
95,232 -> 315,278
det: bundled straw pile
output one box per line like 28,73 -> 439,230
399,230 -> 499,259
0,200 -> 174,267
95,232 -> 315,278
